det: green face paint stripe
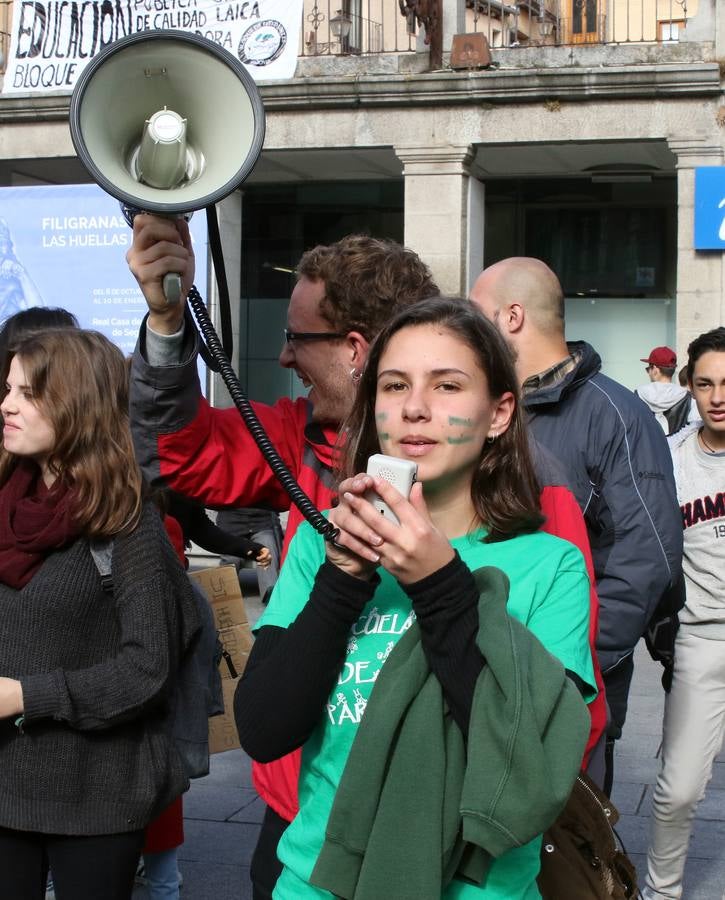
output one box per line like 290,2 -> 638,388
447,435 -> 475,445
376,412 -> 388,421
448,416 -> 473,426
377,432 -> 390,441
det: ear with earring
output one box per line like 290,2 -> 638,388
486,431 -> 498,445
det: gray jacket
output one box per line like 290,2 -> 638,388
0,504 -> 200,835
524,341 -> 683,674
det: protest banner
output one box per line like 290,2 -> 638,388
2,0 -> 303,94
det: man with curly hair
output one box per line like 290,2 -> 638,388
127,224 -> 605,898
126,216 -> 439,899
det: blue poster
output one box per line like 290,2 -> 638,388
694,167 -> 725,250
0,183 -> 208,361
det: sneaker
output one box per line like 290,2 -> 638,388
45,874 -> 55,900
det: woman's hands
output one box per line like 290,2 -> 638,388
0,677 -> 23,718
326,474 -> 455,584
126,213 -> 195,334
326,475 -> 383,581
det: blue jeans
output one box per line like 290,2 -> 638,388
216,509 -> 284,600
143,849 -> 180,900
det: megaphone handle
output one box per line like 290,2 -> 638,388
163,272 -> 182,306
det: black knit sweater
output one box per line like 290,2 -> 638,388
0,503 -> 200,835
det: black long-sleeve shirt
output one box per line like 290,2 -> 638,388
234,553 -> 484,762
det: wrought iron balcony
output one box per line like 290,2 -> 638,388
300,0 -> 698,57
466,0 -> 694,48
301,2 -> 416,56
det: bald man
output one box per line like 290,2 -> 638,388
471,257 -> 683,794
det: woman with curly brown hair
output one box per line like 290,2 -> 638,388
0,329 -> 199,900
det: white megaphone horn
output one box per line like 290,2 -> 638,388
69,29 -> 266,303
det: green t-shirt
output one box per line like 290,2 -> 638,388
256,524 -> 595,900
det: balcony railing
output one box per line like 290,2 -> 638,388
300,2 -> 697,58
300,1 -> 416,56
467,0 -> 695,48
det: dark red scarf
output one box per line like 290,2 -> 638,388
0,460 -> 79,589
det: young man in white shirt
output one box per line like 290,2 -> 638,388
644,326 -> 725,900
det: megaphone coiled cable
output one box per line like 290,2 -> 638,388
185,283 -> 341,548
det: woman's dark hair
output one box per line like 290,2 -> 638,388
0,306 -> 78,366
340,296 -> 543,542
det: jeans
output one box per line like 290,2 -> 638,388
143,848 -> 180,900
216,509 -> 284,600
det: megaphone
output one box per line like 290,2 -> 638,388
69,29 -> 340,552
69,29 -> 265,215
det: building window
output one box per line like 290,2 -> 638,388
484,177 -> 676,298
570,0 -> 600,42
658,19 -> 685,42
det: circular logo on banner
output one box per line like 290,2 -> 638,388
238,20 -> 287,66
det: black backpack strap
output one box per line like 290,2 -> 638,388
89,539 -> 114,595
665,393 -> 692,436
220,647 -> 238,680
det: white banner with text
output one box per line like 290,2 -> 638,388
2,0 -> 303,94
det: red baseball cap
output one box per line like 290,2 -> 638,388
641,346 -> 676,368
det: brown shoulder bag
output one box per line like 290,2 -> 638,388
537,772 -> 639,899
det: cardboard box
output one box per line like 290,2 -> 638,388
208,675 -> 241,755
190,564 -> 254,755
190,564 -> 248,631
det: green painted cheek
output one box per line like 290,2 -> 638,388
376,412 -> 390,443
448,416 -> 473,427
447,416 -> 475,444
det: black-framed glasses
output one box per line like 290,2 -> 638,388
284,329 -> 347,344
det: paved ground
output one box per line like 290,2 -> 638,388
134,573 -> 725,900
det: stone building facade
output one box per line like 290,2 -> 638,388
0,0 -> 723,395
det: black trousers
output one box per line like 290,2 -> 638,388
0,825 -> 145,900
602,651 -> 636,797
250,805 -> 288,900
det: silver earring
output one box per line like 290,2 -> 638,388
486,432 -> 497,444
350,368 -> 361,383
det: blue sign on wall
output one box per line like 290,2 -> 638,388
0,184 -> 207,360
694,167 -> 725,250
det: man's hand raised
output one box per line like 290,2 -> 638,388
126,213 -> 195,334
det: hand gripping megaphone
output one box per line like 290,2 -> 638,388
69,29 -> 265,302
68,29 -> 341,548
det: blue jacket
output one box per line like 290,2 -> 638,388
524,341 -> 683,674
